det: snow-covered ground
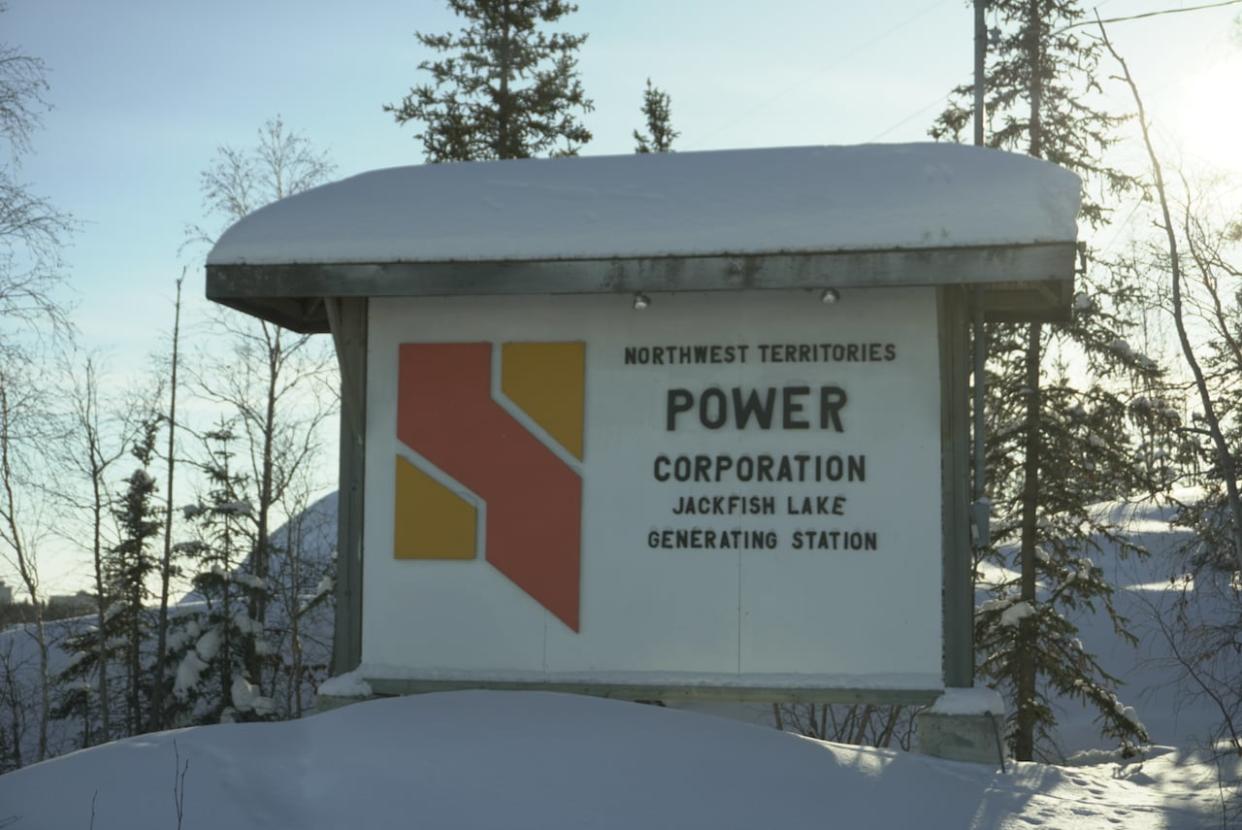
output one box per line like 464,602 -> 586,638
1,690 -> 1235,830
1,490 -> 1237,827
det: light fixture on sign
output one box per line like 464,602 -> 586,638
820,288 -> 840,304
633,292 -> 651,310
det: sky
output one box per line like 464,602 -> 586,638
3,0 -> 1241,591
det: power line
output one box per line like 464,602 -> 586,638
866,86 -> 962,142
1059,0 -> 1242,33
683,0 -> 953,148
869,0 -> 1242,144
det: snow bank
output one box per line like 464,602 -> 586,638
208,144 -> 1081,266
0,691 -> 1229,830
928,686 -> 1006,716
317,669 -> 372,698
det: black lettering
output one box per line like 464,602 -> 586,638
732,387 -> 776,429
654,455 -> 670,481
700,388 -> 728,429
885,343 -> 897,361
694,455 -> 712,481
783,385 -> 810,429
820,386 -> 847,431
625,347 -> 638,365
849,455 -> 866,481
667,388 -> 693,430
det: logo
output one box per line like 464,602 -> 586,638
393,342 -> 585,631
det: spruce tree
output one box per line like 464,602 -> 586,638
172,425 -> 274,723
385,0 -> 594,161
106,418 -> 162,735
932,0 -> 1157,760
59,602 -> 128,744
633,79 -> 677,154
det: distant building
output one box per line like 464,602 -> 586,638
0,580 -> 11,606
47,591 -> 94,618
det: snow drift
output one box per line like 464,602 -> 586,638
0,690 -> 1231,830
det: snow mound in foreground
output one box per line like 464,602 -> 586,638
0,691 -> 1229,830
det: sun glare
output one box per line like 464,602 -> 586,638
1176,54 -> 1242,173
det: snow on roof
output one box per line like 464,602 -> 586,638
207,143 -> 1081,267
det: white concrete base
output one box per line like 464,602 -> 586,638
915,710 -> 1007,765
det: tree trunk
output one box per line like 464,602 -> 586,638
90,467 -> 110,742
151,274 -> 183,731
1097,23 -> 1242,575
129,579 -> 141,735
1015,324 -> 1042,761
0,384 -> 49,761
1012,0 -> 1045,764
289,515 -> 304,718
497,0 -> 513,158
249,326 -> 279,692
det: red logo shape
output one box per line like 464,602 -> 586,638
397,343 -> 583,631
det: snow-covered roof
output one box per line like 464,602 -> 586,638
208,143 -> 1080,267
205,143 -> 1082,331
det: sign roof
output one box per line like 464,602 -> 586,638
208,143 -> 1080,267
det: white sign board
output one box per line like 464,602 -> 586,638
362,288 -> 944,691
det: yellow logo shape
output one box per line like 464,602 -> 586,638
500,342 -> 585,459
393,456 -> 477,560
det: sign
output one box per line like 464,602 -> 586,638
362,288 -> 944,690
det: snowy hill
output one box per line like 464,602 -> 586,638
1025,492 -> 1223,756
0,690 -> 1233,830
176,489 -> 338,606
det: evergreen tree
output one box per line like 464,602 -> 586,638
385,0 -> 594,161
171,425 -> 274,724
59,592 -> 129,745
633,79 -> 677,154
932,0 -> 1156,760
106,417 -> 162,735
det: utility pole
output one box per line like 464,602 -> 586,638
972,0 -> 990,545
974,0 -> 986,146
